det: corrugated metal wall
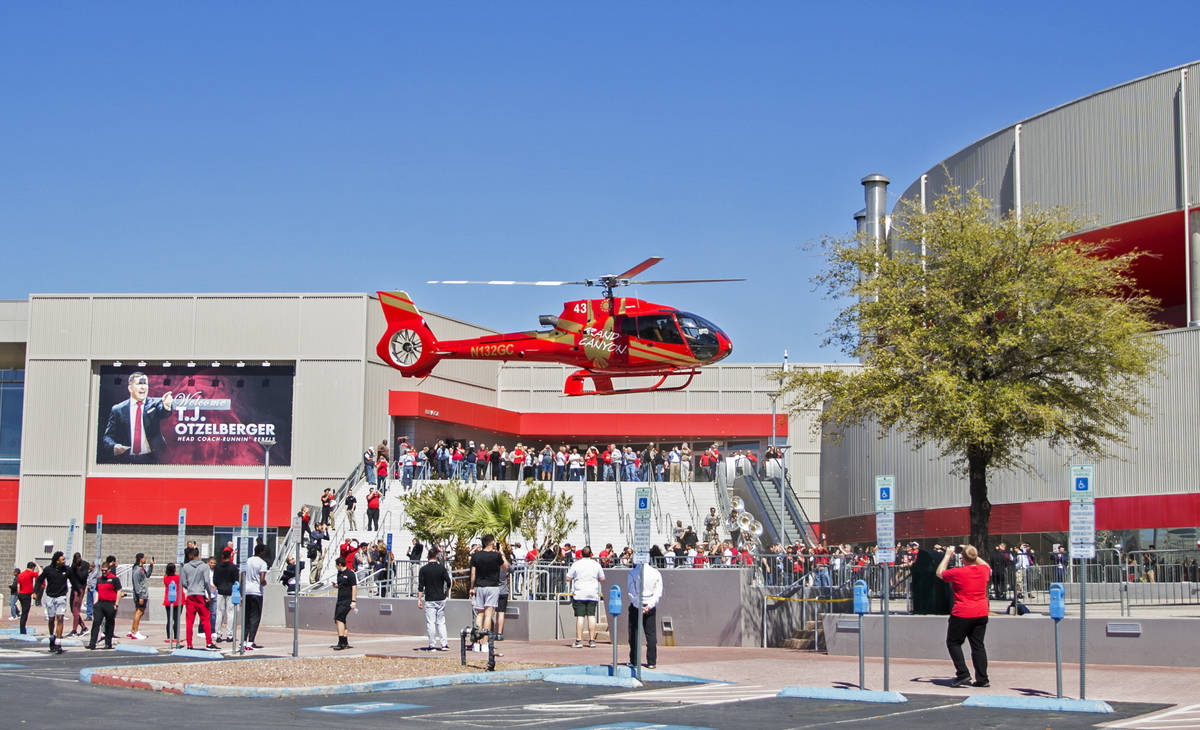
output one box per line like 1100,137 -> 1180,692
893,62 -> 1200,234
820,327 -> 1200,522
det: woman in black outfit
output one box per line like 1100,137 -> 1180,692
67,553 -> 89,636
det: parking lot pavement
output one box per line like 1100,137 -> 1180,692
0,636 -> 1172,729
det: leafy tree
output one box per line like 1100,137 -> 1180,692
515,483 -> 577,557
785,188 -> 1164,549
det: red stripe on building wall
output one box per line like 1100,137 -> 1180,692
0,478 -> 18,523
822,493 -> 1200,544
388,391 -> 787,439
83,477 -> 292,527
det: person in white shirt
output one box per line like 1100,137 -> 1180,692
565,547 -> 606,647
626,561 -> 664,669
242,543 -> 269,650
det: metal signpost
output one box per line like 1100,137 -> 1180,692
95,515 -> 103,566
632,486 -> 652,680
176,508 -> 187,565
292,514 -> 301,657
236,504 -> 250,655
66,518 -> 76,559
874,475 -> 895,691
1069,464 -> 1095,700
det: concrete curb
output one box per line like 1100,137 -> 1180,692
170,649 -> 224,659
10,634 -> 41,643
778,686 -> 908,704
39,637 -> 83,647
115,644 -> 160,655
80,661 -> 716,698
962,695 -> 1114,714
544,674 -> 644,688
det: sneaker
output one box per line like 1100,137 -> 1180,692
133,632 -> 146,640
332,643 -> 345,650
205,644 -> 219,651
950,676 -> 973,688
126,632 -> 136,639
571,640 -> 582,648
588,639 -> 596,648
251,643 -> 264,649
243,642 -> 254,651
53,645 -> 64,654
495,634 -> 504,641
85,644 -> 96,650
437,646 -> 449,651
645,664 -> 655,669
973,680 -> 990,688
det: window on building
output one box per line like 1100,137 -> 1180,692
0,370 -> 23,477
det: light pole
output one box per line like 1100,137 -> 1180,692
262,438 -> 276,552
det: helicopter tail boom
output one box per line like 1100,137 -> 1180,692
376,290 -> 440,377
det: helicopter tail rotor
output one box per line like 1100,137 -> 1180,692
376,291 -> 440,377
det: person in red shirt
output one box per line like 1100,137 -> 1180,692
366,487 -> 381,532
16,562 -> 38,635
936,544 -> 992,688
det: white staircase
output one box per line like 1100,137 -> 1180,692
311,476 -> 726,582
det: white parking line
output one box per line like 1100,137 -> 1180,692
1105,704 -> 1200,729
605,683 -> 779,706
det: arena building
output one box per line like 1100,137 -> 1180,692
819,61 -> 1200,553
0,292 -> 828,570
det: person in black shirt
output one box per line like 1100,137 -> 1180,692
468,534 -> 507,651
332,556 -> 357,650
35,551 -> 70,653
417,547 -> 452,650
212,553 -> 239,642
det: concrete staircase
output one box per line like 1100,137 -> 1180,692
780,619 -> 826,651
308,476 -> 727,584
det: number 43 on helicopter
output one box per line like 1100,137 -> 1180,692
375,257 -> 743,396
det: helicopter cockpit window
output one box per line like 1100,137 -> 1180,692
634,315 -> 685,345
619,317 -> 640,339
677,312 -> 721,360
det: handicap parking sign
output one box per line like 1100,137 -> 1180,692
638,497 -> 648,509
1070,464 -> 1095,502
879,487 -> 890,500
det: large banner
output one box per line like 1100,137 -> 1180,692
96,364 -> 293,466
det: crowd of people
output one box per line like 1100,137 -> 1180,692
6,539 -> 275,654
361,438 -> 787,487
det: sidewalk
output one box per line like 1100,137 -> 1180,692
65,613 -> 1198,709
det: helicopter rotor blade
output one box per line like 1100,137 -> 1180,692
614,256 -> 664,280
626,278 -> 747,285
426,280 -> 586,286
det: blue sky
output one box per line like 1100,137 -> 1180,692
1,3 -> 1195,362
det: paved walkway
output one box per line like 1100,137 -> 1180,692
37,611 -> 1194,711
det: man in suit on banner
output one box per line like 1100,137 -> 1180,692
102,371 -> 174,463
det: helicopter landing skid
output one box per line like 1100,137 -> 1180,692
563,367 -> 700,396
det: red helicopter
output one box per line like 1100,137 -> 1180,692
375,257 -> 743,395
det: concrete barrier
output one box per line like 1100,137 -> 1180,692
823,613 -> 1200,667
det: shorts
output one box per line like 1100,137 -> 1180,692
334,601 -> 352,623
472,586 -> 500,611
572,599 -> 598,617
44,594 -> 69,618
497,594 -> 508,614
135,597 -> 148,612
